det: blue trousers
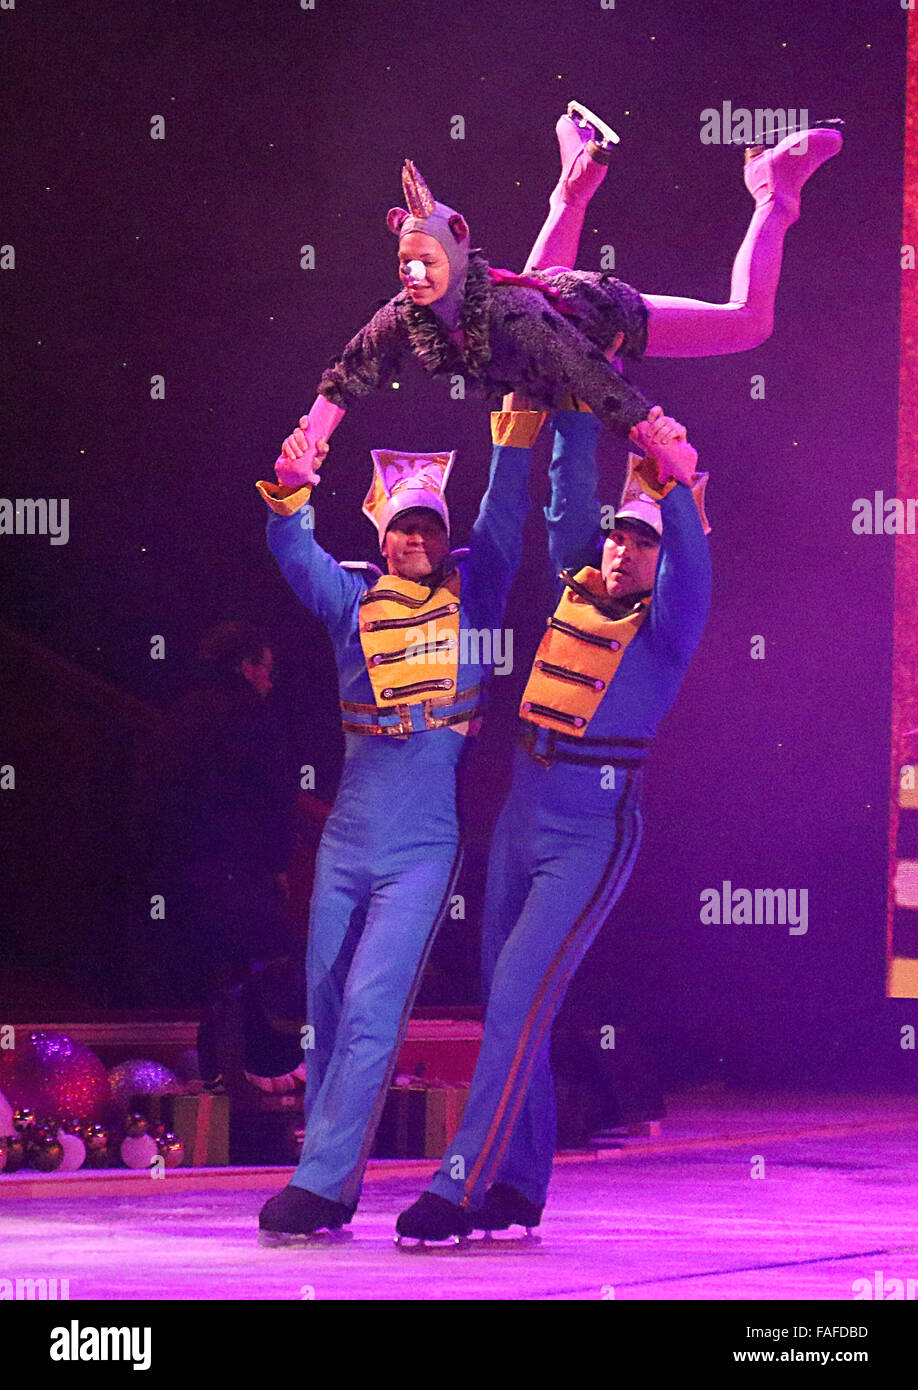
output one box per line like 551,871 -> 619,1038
429,747 -> 643,1209
291,738 -> 462,1208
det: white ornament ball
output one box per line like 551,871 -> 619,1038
0,1087 -> 14,1138
55,1131 -> 87,1171
120,1134 -> 159,1170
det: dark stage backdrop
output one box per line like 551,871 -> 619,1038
1,0 -> 912,1087
889,8 -> 918,1000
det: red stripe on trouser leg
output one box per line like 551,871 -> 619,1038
463,770 -> 641,1202
474,806 -> 641,1198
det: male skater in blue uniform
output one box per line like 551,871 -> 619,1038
396,403 -> 712,1243
255,406 -> 548,1241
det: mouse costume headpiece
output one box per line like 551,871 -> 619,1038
387,159 -> 471,328
362,447 -> 455,547
615,454 -> 711,537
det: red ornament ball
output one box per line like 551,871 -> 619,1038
0,1033 -> 111,1125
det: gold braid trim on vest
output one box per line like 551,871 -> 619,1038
519,567 -> 650,737
358,570 -> 462,705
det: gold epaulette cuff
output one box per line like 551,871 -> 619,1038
256,479 -> 314,515
490,410 -> 548,449
628,452 -> 679,501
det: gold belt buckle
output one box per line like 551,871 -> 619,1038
533,733 -> 556,768
395,702 -> 412,737
523,723 -> 555,768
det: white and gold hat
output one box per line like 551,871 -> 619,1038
362,448 -> 456,546
614,452 -> 711,537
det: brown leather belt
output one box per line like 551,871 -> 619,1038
518,719 -> 653,768
340,683 -> 483,737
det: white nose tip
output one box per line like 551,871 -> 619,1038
403,259 -> 426,285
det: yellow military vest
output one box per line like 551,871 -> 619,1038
519,568 -> 650,737
357,570 -> 462,704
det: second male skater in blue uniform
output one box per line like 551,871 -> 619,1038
396,403 -> 712,1242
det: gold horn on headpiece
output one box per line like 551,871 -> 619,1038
401,159 -> 436,218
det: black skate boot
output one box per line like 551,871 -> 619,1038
471,1182 -> 543,1239
258,1183 -> 354,1246
394,1192 -> 472,1249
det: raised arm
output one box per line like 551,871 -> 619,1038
461,409 -> 545,631
544,405 -> 604,585
650,485 -> 712,665
628,425 -> 712,667
255,473 -> 364,640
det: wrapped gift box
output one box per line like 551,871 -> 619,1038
131,1091 -> 229,1167
372,1084 -> 468,1159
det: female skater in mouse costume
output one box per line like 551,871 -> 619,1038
276,103 -> 842,484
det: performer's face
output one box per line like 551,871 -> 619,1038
383,509 -> 450,580
398,233 -> 451,305
601,526 -> 660,598
240,647 -> 275,698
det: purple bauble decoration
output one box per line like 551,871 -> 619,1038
0,1033 -> 111,1124
107,1060 -> 181,1116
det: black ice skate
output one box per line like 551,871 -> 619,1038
394,1192 -> 473,1249
471,1182 -> 543,1240
258,1184 -> 354,1246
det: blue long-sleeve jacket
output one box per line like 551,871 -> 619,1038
537,410 -> 712,744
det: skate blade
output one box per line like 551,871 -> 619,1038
732,116 -> 846,149
566,100 -> 620,147
258,1227 -> 353,1248
393,1233 -> 469,1252
473,1228 -> 542,1246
